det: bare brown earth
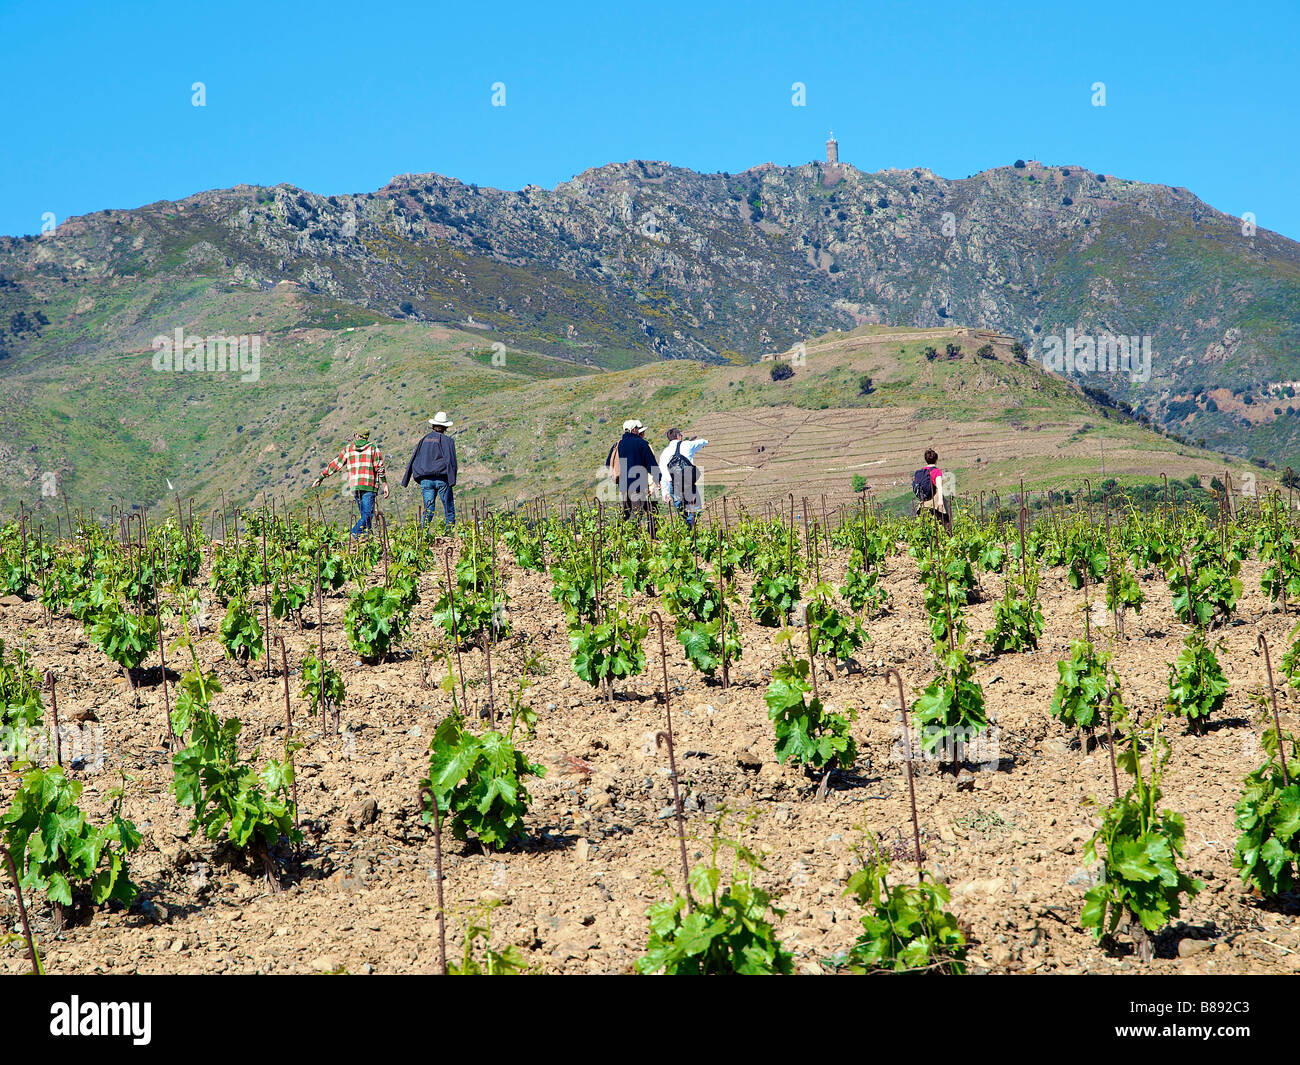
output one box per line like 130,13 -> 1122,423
1,536 -> 1297,976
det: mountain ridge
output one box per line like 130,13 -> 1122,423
0,155 -> 1297,515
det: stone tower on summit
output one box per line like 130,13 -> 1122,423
826,131 -> 839,164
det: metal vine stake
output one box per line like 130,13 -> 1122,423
1104,710 -> 1121,800
41,670 -> 62,768
0,844 -> 40,974
1017,502 -> 1028,582
804,609 -> 821,702
418,787 -> 449,975
442,546 -> 469,716
275,635 -> 301,848
314,548 -> 332,739
885,669 -> 924,873
148,547 -> 178,751
1258,635 -> 1292,788
860,487 -> 869,571
787,492 -> 795,571
1103,495 -> 1121,637
1082,559 -> 1092,644
801,496 -> 813,567
650,611 -> 693,909
261,519 -> 272,677
483,519 -> 497,724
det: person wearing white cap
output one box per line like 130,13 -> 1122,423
605,418 -> 660,519
401,412 -> 458,529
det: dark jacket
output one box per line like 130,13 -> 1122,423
607,431 -> 659,501
402,430 -> 457,487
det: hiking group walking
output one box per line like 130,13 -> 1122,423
310,407 -> 949,538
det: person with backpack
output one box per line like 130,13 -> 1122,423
912,447 -> 951,531
658,428 -> 708,526
401,411 -> 458,530
312,427 -> 389,537
605,419 -> 660,519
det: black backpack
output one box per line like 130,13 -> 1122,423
667,441 -> 699,504
912,467 -> 935,501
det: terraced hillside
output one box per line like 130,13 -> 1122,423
0,313 -> 1271,525
2,157 -> 1298,496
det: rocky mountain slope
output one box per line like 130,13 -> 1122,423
0,156 -> 1296,512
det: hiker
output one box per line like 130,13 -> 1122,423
606,419 -> 660,519
312,428 -> 389,536
658,428 -> 708,526
401,411 -> 458,530
912,447 -> 951,532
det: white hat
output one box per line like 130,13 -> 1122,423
622,418 -> 645,432
429,411 -> 454,427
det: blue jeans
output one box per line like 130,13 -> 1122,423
420,479 -> 455,528
351,491 -> 376,536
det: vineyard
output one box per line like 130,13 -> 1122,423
0,485 -> 1298,976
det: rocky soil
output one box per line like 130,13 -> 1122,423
1,540 -> 1297,975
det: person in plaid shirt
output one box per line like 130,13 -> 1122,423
312,428 -> 389,536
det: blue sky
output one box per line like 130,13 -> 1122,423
1,0 -> 1296,239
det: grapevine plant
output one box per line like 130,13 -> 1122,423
219,596 -> 264,663
299,652 -> 345,719
431,531 -> 505,645
1232,729 -> 1300,897
985,562 -> 1044,654
657,538 -> 741,679
840,558 -> 888,616
0,639 -> 44,761
345,583 -> 414,663
90,599 -> 159,677
1081,715 -> 1202,962
806,580 -> 867,671
421,664 -> 544,850
765,630 -> 856,773
569,597 -> 648,690
637,813 -> 793,975
911,647 -> 989,767
2,765 -> 141,930
1050,638 -> 1124,737
448,900 -> 527,974
1170,558 -> 1241,629
1165,630 -> 1229,735
170,633 -> 301,887
839,835 -> 966,974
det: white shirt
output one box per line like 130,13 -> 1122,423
657,439 -> 708,502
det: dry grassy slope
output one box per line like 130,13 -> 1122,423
447,323 -> 1264,517
1,309 -> 1268,527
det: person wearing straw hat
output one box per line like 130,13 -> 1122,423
312,427 -> 389,537
402,411 -> 458,530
